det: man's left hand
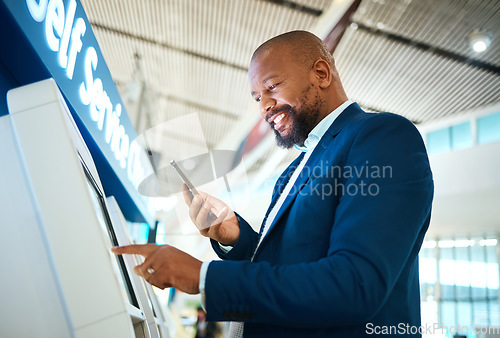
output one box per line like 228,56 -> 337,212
112,244 -> 202,294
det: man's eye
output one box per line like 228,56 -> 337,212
255,96 -> 261,102
269,83 -> 279,90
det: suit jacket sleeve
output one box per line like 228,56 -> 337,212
204,113 -> 434,327
210,212 -> 259,261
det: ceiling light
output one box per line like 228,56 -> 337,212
467,30 -> 492,53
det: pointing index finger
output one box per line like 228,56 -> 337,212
111,244 -> 158,257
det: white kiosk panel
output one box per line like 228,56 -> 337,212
0,109 -> 73,338
1,79 -> 152,337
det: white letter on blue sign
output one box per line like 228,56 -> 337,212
66,18 -> 86,79
58,0 -> 76,69
26,0 -> 48,22
45,0 -> 65,52
79,46 -> 97,105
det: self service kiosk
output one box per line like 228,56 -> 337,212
0,79 -> 169,337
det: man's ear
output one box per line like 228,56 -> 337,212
312,59 -> 332,89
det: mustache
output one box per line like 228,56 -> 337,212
265,105 -> 295,124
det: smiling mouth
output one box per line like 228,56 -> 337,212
269,112 -> 287,131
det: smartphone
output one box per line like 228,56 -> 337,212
170,159 -> 200,195
170,159 -> 217,223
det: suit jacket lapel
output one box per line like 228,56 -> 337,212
255,103 -> 364,251
260,152 -> 305,232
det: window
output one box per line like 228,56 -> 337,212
425,111 -> 500,154
477,112 -> 500,145
427,128 -> 451,154
450,121 -> 473,150
419,237 -> 500,337
426,122 -> 474,154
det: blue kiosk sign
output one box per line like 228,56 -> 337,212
2,0 -> 155,225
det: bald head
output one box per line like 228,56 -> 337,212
251,30 -> 335,71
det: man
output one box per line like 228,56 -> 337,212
113,31 -> 434,337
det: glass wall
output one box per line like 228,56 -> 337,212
477,113 -> 500,145
420,237 -> 500,337
425,111 -> 500,155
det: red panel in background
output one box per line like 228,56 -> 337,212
236,118 -> 272,159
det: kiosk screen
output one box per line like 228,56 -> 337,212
82,161 -> 140,309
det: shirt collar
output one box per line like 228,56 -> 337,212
295,100 -> 353,152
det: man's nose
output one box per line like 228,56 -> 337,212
260,96 -> 276,117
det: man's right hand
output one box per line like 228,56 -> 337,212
182,184 -> 240,246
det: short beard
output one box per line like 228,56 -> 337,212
272,90 -> 323,149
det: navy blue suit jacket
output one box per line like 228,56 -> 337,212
205,103 -> 434,337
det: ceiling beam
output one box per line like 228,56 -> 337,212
323,0 -> 361,53
262,0 -> 323,16
90,22 -> 248,72
161,93 -> 240,121
310,0 -> 357,40
353,22 -> 500,76
115,80 -> 239,121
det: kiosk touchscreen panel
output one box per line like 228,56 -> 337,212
82,161 -> 140,309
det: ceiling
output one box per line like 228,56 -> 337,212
338,0 -> 499,123
79,0 -> 500,239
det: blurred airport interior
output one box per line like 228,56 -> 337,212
0,0 -> 499,337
